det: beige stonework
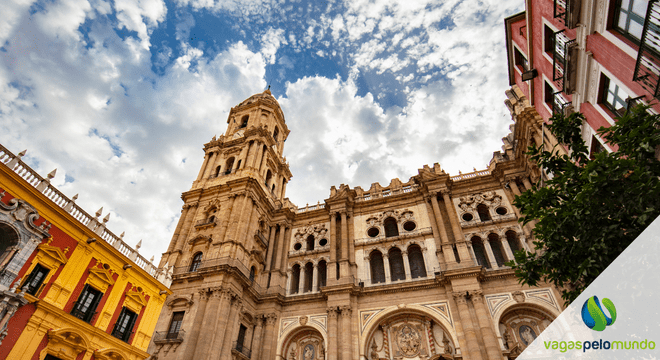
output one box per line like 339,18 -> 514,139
148,88 -> 564,360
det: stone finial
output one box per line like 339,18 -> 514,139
135,240 -> 142,250
95,207 -> 103,218
103,213 -> 110,223
72,194 -> 78,201
47,169 -> 57,180
18,150 -> 27,157
120,232 -> 125,238
7,149 -> 27,170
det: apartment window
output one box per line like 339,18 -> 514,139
23,264 -> 49,296
167,311 -> 185,339
111,307 -> 138,342
545,81 -> 555,107
601,74 -> 630,117
613,0 -> 649,43
71,284 -> 103,323
45,356 -> 64,360
514,48 -> 528,71
590,135 -> 607,159
544,25 -> 555,53
235,324 -> 247,352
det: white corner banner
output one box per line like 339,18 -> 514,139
517,216 -> 660,359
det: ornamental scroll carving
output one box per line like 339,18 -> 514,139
365,209 -> 415,227
457,191 -> 502,211
294,224 -> 328,241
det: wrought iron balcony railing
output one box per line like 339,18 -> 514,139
634,0 -> 660,99
554,0 -> 581,29
552,91 -> 572,116
553,30 -> 578,94
153,330 -> 186,344
232,341 -> 251,358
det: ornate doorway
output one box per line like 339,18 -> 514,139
281,326 -> 326,360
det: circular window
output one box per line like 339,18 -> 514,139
496,207 -> 508,215
293,243 -> 302,251
462,213 -> 474,221
319,238 -> 328,246
403,221 -> 416,231
367,227 -> 380,238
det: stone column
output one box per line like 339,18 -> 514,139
174,203 -> 197,252
471,291 -> 503,360
273,224 -> 286,271
363,255 -> 371,284
280,180 -> 287,199
500,236 -> 515,262
245,141 -> 257,169
348,211 -> 356,266
202,151 -> 218,179
300,265 -> 307,293
329,212 -> 337,280
312,263 -> 319,292
441,191 -> 473,264
286,269 -> 292,295
181,290 -> 209,360
482,239 -> 499,269
220,298 -> 243,360
259,147 -> 269,175
382,254 -> 392,283
452,292 -> 484,360
192,289 -> 222,360
261,313 -> 278,360
340,211 -> 349,277
265,226 -> 276,271
401,251 -> 411,280
326,307 -> 338,360
279,226 -> 292,274
340,306 -> 353,360
208,290 -> 233,360
430,195 -> 451,244
251,315 -> 264,359
196,152 -> 211,181
167,206 -> 189,253
215,195 -> 236,246
423,198 -> 444,254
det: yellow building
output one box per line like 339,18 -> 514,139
0,145 -> 172,360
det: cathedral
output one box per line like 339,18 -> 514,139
148,86 -> 563,360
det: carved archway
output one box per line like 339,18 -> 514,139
362,307 -> 458,360
280,326 -> 326,360
496,304 -> 557,359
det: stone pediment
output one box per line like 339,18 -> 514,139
88,266 -> 115,291
36,241 -> 69,270
94,348 -> 130,360
166,295 -> 193,309
124,288 -> 147,313
188,234 -> 212,245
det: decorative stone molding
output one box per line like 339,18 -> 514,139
266,313 -> 278,325
457,191 -> 502,212
512,291 -> 525,303
326,307 -> 338,319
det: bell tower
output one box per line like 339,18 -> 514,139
161,89 -> 292,269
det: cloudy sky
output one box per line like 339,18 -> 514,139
0,0 -> 523,264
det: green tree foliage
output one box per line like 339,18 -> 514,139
510,105 -> 660,303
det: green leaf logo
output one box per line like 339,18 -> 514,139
581,296 -> 617,331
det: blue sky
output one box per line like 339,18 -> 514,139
0,0 -> 523,263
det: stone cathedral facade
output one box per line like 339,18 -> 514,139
148,87 -> 564,360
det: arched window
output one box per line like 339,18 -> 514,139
189,252 -> 203,272
369,251 -> 386,284
471,237 -> 491,269
408,245 -> 427,279
477,204 -> 491,222
317,260 -> 327,288
273,127 -> 279,141
265,170 -> 272,187
215,166 -> 222,177
249,266 -> 256,282
388,247 -> 406,281
384,217 -> 399,237
304,262 -> 314,292
0,224 -> 18,267
236,160 -> 242,170
225,158 -> 235,175
506,230 -> 522,253
306,235 -> 315,251
240,115 -> 249,128
489,234 -> 506,267
290,264 -> 301,294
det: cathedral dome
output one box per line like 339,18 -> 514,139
237,89 -> 279,108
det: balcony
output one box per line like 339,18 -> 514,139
153,330 -> 185,344
553,91 -> 572,116
553,30 -> 578,94
231,341 -> 251,359
255,230 -> 269,248
634,0 -> 660,99
554,0 -> 581,29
